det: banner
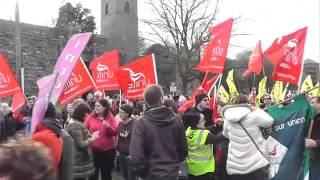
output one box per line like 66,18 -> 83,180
300,75 -> 313,93
31,73 -> 57,133
310,83 -> 320,97
32,32 -> 91,132
195,18 -> 233,74
0,53 -> 20,97
256,76 -> 267,107
264,94 -> 314,179
271,81 -> 283,103
89,49 -> 120,91
58,58 -> 96,106
218,85 -> 230,104
279,83 -> 289,101
49,32 -> 92,104
226,69 -> 239,98
117,54 -> 158,100
11,91 -> 26,113
242,40 -> 263,77
264,27 -> 307,84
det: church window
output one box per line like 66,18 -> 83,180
124,1 -> 130,14
105,3 -> 108,15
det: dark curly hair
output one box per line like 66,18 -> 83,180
182,112 -> 201,129
71,103 -> 92,122
96,99 -> 111,117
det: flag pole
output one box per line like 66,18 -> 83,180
276,85 -> 319,105
296,27 -> 308,92
119,90 -> 122,111
208,74 -> 221,96
15,0 -> 22,85
307,120 -> 314,138
297,57 -> 306,93
253,72 -> 256,88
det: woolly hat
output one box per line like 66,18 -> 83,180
195,93 -> 208,106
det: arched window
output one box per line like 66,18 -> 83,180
105,3 -> 108,15
124,1 -> 130,14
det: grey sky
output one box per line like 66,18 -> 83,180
0,0 -> 319,62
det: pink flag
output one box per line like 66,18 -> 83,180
50,33 -> 92,104
31,32 -> 92,132
31,74 -> 57,133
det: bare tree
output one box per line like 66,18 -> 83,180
142,0 -> 221,94
142,0 -> 249,94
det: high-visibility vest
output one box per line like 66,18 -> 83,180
186,127 -> 215,176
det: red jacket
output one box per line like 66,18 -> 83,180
85,113 -> 118,151
32,123 -> 63,170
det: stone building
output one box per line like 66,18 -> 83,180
101,0 -> 138,63
302,59 -> 320,84
0,0 -> 139,96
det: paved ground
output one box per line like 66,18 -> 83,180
112,171 -> 124,180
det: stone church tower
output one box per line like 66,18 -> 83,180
101,0 -> 138,63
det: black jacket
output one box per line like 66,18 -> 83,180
130,106 -> 188,179
0,112 -> 17,143
311,113 -> 320,163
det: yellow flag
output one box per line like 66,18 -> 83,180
219,85 -> 230,104
256,76 -> 267,107
300,75 -> 314,93
310,83 -> 320,97
226,69 -> 239,98
271,81 -> 283,103
279,83 -> 289,101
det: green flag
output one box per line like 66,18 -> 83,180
264,94 -> 315,180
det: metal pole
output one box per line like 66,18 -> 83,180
21,67 -> 24,93
15,0 -> 21,85
253,72 -> 256,88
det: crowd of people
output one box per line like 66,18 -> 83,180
0,85 -> 319,180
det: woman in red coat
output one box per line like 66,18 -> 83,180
85,98 -> 118,180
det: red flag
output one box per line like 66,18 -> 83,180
90,49 -> 120,91
58,58 -> 96,106
11,91 -> 26,113
195,18 -> 233,74
0,53 -> 20,97
264,27 -> 307,84
191,73 -> 219,98
178,100 -> 195,114
178,73 -> 219,113
117,55 -> 158,100
242,40 -> 263,77
209,93 -> 219,124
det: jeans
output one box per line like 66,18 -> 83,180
310,161 -> 320,180
119,153 -> 137,180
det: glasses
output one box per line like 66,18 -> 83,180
202,98 -> 209,102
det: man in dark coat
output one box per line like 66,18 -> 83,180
130,85 -> 188,180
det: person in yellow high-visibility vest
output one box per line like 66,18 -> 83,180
182,112 -> 225,180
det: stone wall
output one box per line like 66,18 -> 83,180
0,19 -> 110,96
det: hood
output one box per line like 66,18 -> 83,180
222,104 -> 252,123
42,118 -> 63,135
143,106 -> 177,127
